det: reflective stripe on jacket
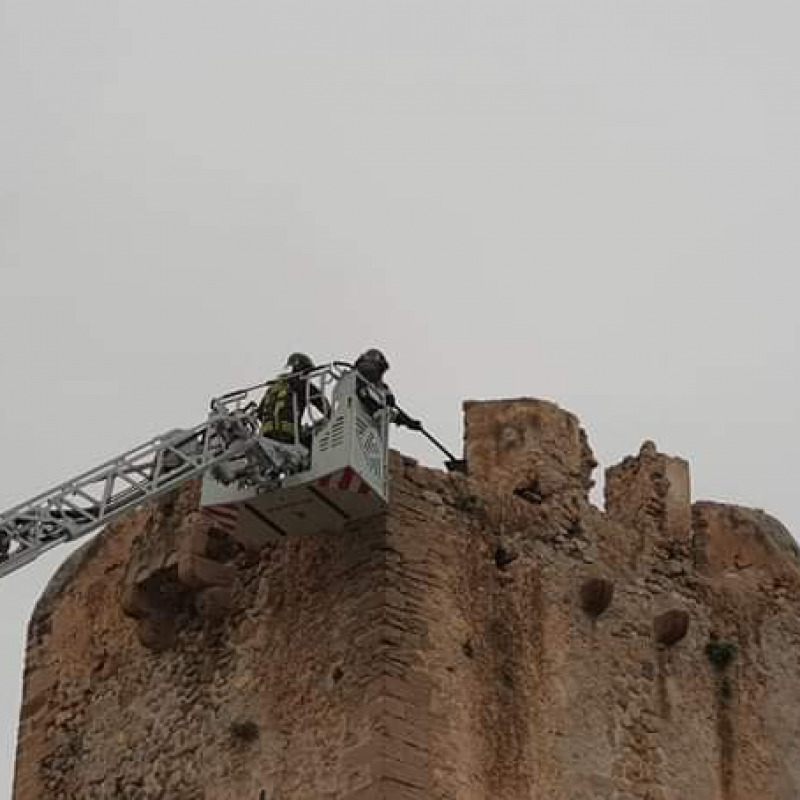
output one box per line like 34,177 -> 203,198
258,378 -> 298,441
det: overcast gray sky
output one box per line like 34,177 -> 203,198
2,1 -> 799,795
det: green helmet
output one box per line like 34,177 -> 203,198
286,352 -> 314,373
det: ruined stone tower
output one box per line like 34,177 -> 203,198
13,398 -> 800,799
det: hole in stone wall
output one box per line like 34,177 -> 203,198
494,545 -> 518,570
331,666 -> 344,683
654,609 -> 690,646
580,578 -> 615,617
230,719 -> 260,744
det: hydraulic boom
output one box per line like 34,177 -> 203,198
0,400 -> 262,580
0,362 -> 358,581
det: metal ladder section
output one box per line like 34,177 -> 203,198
0,362 -> 354,582
0,408 -> 260,580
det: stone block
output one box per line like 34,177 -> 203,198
463,398 -> 597,498
605,441 -> 691,542
196,586 -> 234,620
177,553 -> 235,589
228,522 -> 281,552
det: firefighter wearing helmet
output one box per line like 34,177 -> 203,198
258,353 -> 327,445
353,349 -> 422,430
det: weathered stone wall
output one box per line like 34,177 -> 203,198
13,398 -> 800,799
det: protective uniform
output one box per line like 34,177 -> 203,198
353,349 -> 421,430
211,353 -> 326,488
258,376 -> 299,443
258,353 -> 326,445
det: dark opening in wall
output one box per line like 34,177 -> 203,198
230,719 -> 260,744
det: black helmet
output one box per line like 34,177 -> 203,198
355,348 -> 389,381
356,348 -> 389,371
286,352 -> 314,372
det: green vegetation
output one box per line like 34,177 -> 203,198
706,641 -> 738,669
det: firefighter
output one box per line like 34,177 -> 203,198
257,353 -> 328,446
353,349 -> 422,430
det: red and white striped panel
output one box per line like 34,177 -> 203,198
202,503 -> 239,535
315,467 -> 371,495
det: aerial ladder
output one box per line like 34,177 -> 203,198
0,363 -> 393,581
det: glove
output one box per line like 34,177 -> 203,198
403,416 -> 423,432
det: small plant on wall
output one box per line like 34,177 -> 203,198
706,641 -> 738,670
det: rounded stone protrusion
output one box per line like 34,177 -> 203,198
639,440 -> 658,457
196,586 -> 234,621
136,617 -> 177,652
580,577 -> 615,617
654,609 -> 690,646
119,583 -> 150,620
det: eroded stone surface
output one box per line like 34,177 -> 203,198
464,397 -> 597,500
13,398 -> 800,800
605,439 -> 692,544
